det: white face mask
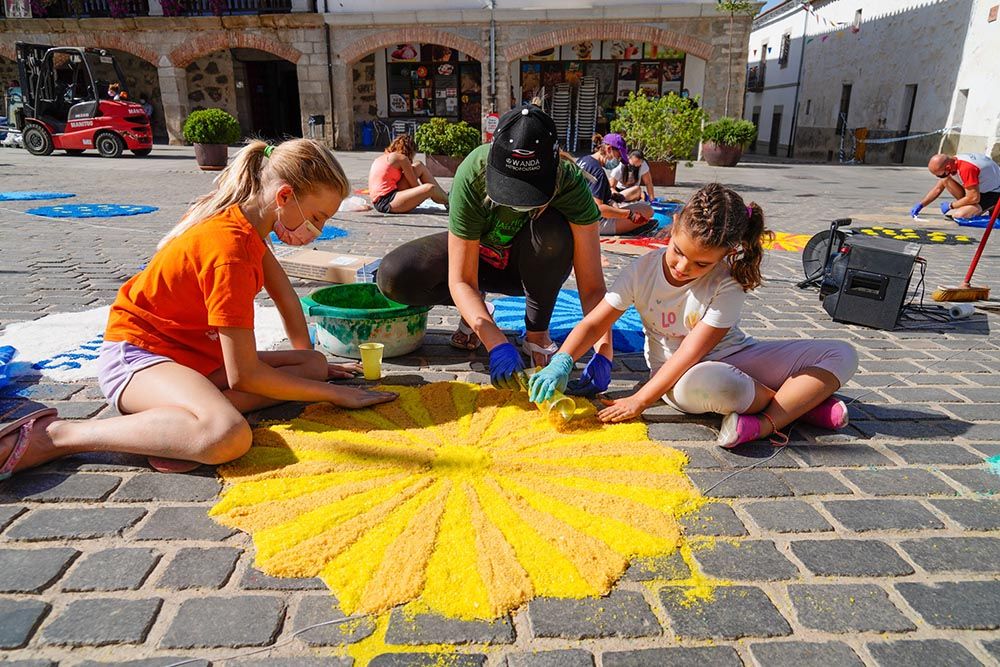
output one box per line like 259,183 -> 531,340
606,158 -> 621,170
508,205 -> 539,213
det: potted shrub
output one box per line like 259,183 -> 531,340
702,117 -> 757,167
414,117 -> 482,177
611,91 -> 707,186
182,108 -> 242,171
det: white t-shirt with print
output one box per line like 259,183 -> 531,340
605,248 -> 755,372
609,160 -> 649,188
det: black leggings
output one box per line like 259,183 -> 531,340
376,208 -> 574,332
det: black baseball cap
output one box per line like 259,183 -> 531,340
486,105 -> 560,207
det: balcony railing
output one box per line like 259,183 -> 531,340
2,0 -> 291,18
746,64 -> 765,92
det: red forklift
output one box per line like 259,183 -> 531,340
15,42 -> 152,158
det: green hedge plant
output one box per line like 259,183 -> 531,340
702,117 -> 757,148
182,108 -> 242,145
611,91 -> 707,165
414,117 -> 481,158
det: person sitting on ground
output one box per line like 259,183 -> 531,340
0,138 -> 396,480
528,183 -> 859,447
609,149 -> 655,203
367,134 -> 449,214
577,133 -> 654,236
911,152 -> 1000,219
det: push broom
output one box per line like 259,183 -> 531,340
932,197 -> 1000,302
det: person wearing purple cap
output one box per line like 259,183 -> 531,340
377,104 -> 616,397
577,133 -> 655,236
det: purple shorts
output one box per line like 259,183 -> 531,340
97,341 -> 174,411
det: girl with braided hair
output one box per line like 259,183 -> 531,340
529,183 -> 858,448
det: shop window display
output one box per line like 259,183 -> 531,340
386,44 -> 481,127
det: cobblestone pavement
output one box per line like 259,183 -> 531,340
1,145 -> 999,666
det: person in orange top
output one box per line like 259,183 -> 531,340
368,134 -> 449,214
0,138 -> 396,479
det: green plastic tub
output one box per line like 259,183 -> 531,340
300,283 -> 431,359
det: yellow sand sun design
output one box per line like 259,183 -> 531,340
210,382 -> 704,620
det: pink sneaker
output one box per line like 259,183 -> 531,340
716,413 -> 761,449
798,397 -> 849,431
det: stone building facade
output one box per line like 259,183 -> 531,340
1,0 -> 752,150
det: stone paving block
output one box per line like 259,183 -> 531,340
0,473 -> 121,502
866,639 -> 982,667
896,581 -> 1000,629
369,654 -> 487,667
687,470 -> 793,498
790,444 -> 894,467
929,499 -> 1000,530
157,547 -> 241,590
882,387 -> 963,403
674,446 -> 721,468
646,422 -> 717,442
292,595 -> 375,646
858,404 -> 949,421
0,598 -> 50,649
624,551 -> 689,582
1,660 -> 55,667
749,641 -> 863,667
691,540 -> 799,581
778,470 -> 853,495
240,566 -> 326,590
603,646 -> 741,667
659,585 -> 791,640
504,649 -> 593,667
0,505 -> 26,531
900,537 -> 1000,573
852,419 -> 964,440
942,403 -> 1000,421
61,547 -> 160,591
112,473 -> 221,502
385,608 -> 514,645
823,499 -> 944,532
160,596 -> 285,648
0,547 -> 79,592
788,584 -> 915,633
886,443 -> 983,465
942,468 -> 1000,494
679,502 -> 747,536
983,640 -> 1000,662
134,507 -> 235,541
45,400 -> 107,419
713,441 -> 801,468
0,383 -> 84,401
952,387 -> 1000,402
744,500 -> 833,533
54,452 -> 149,472
960,423 -> 1000,441
41,598 -> 162,646
972,443 -> 1000,457
841,468 -> 958,496
76,659 -> 210,667
790,540 -> 914,577
526,590 -> 660,639
6,507 -> 145,541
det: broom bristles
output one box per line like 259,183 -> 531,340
931,286 -> 990,302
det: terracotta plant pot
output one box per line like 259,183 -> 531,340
702,141 -> 744,167
425,154 -> 463,178
647,161 -> 677,186
194,143 -> 229,171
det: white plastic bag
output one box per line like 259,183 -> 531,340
338,195 -> 371,212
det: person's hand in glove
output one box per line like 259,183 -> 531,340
941,201 -> 953,215
909,203 -> 923,218
488,342 -> 525,391
527,352 -> 574,403
565,352 -> 612,397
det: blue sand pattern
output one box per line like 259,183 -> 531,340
0,346 -> 15,390
492,288 -> 646,353
0,191 -> 76,201
269,225 -> 349,244
26,204 -> 158,218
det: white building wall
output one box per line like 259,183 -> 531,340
948,0 -> 1000,159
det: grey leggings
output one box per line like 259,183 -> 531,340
663,339 -> 859,415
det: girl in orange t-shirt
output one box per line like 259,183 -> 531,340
0,138 -> 396,479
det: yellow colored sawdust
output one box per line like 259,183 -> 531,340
210,382 -> 706,621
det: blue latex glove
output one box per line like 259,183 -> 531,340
527,352 -> 574,403
909,203 -> 923,217
941,201 -> 952,215
566,352 -> 612,397
489,342 -> 525,391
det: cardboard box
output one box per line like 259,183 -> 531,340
275,248 -> 381,283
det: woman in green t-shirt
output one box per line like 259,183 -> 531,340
377,105 -> 614,395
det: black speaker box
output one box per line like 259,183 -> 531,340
821,235 -> 920,330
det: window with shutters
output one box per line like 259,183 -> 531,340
778,33 -> 791,68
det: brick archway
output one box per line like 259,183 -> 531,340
169,32 -> 301,69
503,25 -> 713,63
0,38 -> 157,67
339,28 -> 487,65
